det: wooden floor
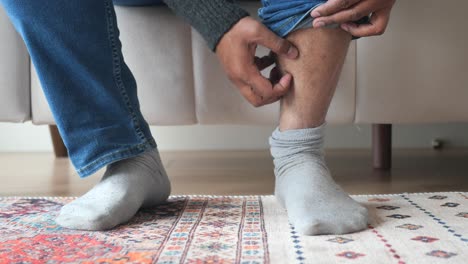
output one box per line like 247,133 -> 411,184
0,149 -> 467,197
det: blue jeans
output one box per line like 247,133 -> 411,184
1,0 -> 156,177
113,0 -> 163,6
259,0 -> 369,38
259,0 -> 328,37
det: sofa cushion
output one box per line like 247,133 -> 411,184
32,5 -> 197,125
0,6 -> 30,122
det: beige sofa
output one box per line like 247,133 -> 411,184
1,1 -> 468,169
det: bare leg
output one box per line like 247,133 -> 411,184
269,27 -> 368,235
279,27 -> 351,130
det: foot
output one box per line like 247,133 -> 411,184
55,148 -> 171,231
269,123 -> 368,235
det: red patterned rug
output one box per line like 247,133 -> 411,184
0,192 -> 467,263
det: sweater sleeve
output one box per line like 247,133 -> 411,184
162,0 -> 250,51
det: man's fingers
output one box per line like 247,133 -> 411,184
241,69 -> 293,107
311,0 -> 361,17
235,77 -> 265,107
261,74 -> 292,105
248,73 -> 275,101
341,8 -> 391,37
238,85 -> 264,107
273,73 -> 292,97
253,23 -> 299,59
313,0 -> 373,27
313,0 -> 396,28
251,74 -> 293,106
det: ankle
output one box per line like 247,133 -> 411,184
279,112 -> 325,131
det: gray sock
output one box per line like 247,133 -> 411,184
269,123 -> 368,235
55,148 -> 171,231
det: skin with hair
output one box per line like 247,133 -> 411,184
277,26 -> 352,131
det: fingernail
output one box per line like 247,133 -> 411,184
341,24 -> 349,32
280,74 -> 292,87
315,21 -> 326,28
287,46 -> 299,59
311,10 -> 321,17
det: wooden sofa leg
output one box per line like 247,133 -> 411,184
49,125 -> 68,158
372,124 -> 392,170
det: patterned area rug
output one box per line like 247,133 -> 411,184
0,192 -> 466,264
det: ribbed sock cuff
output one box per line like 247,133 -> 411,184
269,122 -> 327,158
271,122 -> 327,141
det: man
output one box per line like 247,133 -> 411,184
0,0 -> 395,234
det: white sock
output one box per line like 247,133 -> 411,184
269,123 -> 368,235
55,148 -> 171,231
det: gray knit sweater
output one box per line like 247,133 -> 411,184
162,0 -> 250,51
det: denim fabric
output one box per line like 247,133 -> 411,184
259,0 -> 369,38
113,0 -> 163,6
259,0 -> 328,37
0,0 -> 156,177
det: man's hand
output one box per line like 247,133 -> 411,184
311,0 -> 396,37
216,17 -> 299,107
